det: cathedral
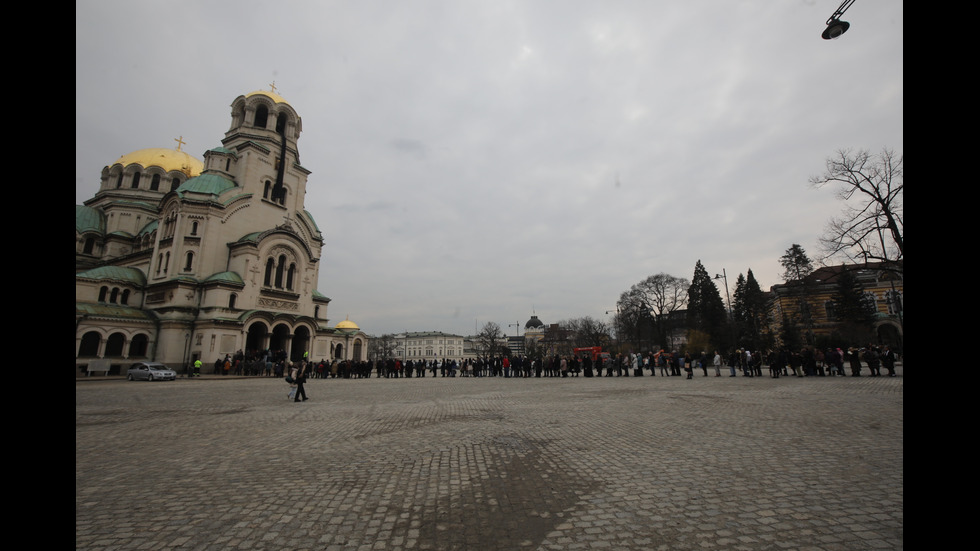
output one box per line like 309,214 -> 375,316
75,88 -> 367,376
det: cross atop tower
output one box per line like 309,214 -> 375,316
269,81 -> 278,94
174,136 -> 186,152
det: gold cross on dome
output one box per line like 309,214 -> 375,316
269,81 -> 278,94
174,136 -> 186,152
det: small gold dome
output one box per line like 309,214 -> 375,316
336,318 -> 359,330
246,89 -> 290,105
111,148 -> 203,177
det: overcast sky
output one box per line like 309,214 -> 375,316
76,1 -> 903,337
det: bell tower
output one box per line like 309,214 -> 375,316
221,85 -> 309,211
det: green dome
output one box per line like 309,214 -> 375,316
76,266 -> 147,286
176,173 -> 237,197
76,205 -> 106,235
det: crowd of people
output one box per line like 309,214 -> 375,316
197,344 -> 899,380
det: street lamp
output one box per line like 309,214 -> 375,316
713,269 -> 732,319
714,269 -> 737,350
822,0 -> 856,40
508,322 -> 523,357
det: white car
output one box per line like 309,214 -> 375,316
127,362 -> 177,381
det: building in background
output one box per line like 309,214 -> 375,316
395,331 -> 468,362
769,261 -> 903,350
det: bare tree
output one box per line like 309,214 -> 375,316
619,273 -> 689,350
541,323 -> 574,357
615,289 -> 653,350
369,333 -> 399,361
563,316 -> 611,349
810,148 -> 903,270
476,321 -> 503,359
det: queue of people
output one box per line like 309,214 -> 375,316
205,344 -> 899,382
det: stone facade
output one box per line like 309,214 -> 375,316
769,261 -> 903,349
76,89 -> 367,376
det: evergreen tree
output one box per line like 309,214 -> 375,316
687,261 -> 728,350
779,244 -> 815,345
742,269 -> 770,350
731,273 -> 749,343
731,271 -> 769,350
830,268 -> 877,345
832,269 -> 876,324
780,244 -> 814,282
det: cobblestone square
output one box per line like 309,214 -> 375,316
76,371 -> 903,550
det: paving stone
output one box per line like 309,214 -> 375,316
77,369 -> 903,550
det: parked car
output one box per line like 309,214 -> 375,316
127,362 -> 177,381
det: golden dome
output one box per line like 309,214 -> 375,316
246,89 -> 290,105
336,318 -> 359,330
111,147 -> 204,177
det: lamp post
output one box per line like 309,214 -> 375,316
509,322 -> 523,357
822,0 -> 856,39
714,269 -> 736,350
602,308 -> 622,353
714,269 -> 732,319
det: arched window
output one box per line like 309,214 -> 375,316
886,290 -> 903,315
825,300 -> 837,321
98,286 -> 108,302
105,333 -> 126,357
229,293 -> 237,309
274,255 -> 286,288
121,289 -> 130,305
164,252 -> 170,274
184,251 -> 194,271
83,238 -> 95,255
225,159 -> 231,172
864,292 -> 878,312
286,263 -> 296,290
190,221 -> 199,235
78,331 -> 101,357
171,178 -> 181,192
268,180 -> 286,205
254,105 -> 269,129
264,258 -> 275,286
131,172 -> 141,188
129,334 -> 149,357
116,173 -> 124,188
150,174 -> 161,191
110,288 -> 119,303
276,113 -> 288,135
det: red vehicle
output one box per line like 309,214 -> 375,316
574,347 -> 612,363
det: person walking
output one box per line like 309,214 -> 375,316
880,345 -> 897,376
293,361 -> 309,402
713,351 -> 722,377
